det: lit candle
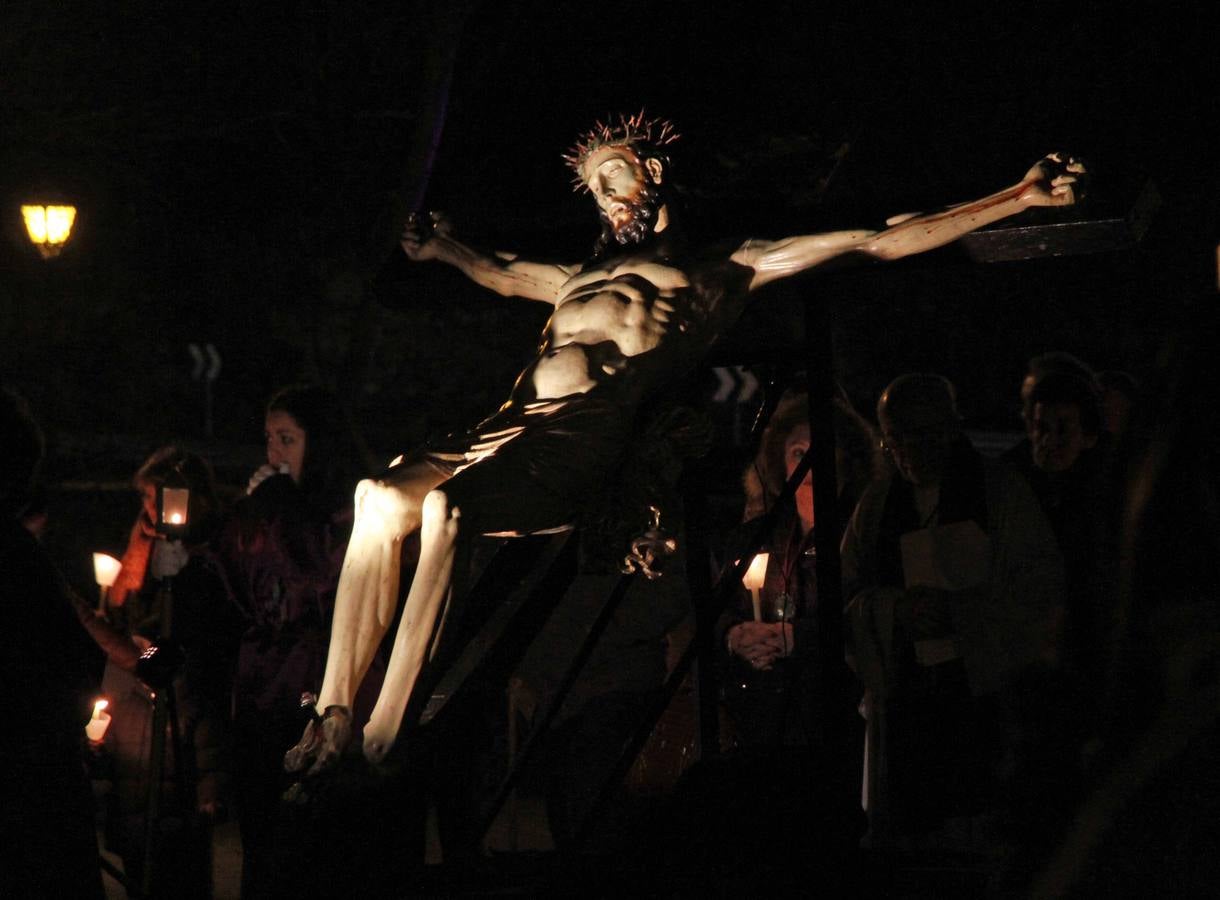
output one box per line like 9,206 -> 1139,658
85,698 -> 111,742
92,552 -> 121,613
741,552 -> 770,622
160,487 -> 190,530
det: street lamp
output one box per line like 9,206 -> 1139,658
21,203 -> 77,259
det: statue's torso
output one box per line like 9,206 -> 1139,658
514,250 -> 711,404
550,258 -> 690,356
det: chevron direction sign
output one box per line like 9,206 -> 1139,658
711,365 -> 760,405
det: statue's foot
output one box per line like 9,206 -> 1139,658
361,717 -> 399,766
284,705 -> 353,776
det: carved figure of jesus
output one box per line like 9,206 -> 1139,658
286,113 -> 1083,773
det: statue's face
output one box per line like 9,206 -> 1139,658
583,146 -> 663,244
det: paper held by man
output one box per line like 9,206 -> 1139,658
900,520 -> 992,666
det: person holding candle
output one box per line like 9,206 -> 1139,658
0,386 -> 105,898
107,447 -> 223,612
97,445 -> 236,894
719,387 -> 880,747
663,388 -> 876,882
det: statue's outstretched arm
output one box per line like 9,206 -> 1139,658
401,212 -> 577,304
737,154 -> 1085,291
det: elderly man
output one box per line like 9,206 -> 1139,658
288,114 -> 1083,773
842,373 -> 1065,848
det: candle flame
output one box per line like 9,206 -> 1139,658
92,552 -> 122,587
85,697 -> 112,741
741,552 -> 770,590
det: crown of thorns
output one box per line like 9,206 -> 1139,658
564,111 -> 680,191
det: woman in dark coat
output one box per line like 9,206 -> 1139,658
213,384 -> 375,898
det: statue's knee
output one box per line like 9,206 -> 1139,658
421,489 -> 460,534
353,477 -> 379,507
353,478 -> 416,536
421,488 -> 451,520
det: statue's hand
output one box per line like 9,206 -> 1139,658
1019,153 -> 1087,208
284,705 -> 353,777
401,211 -> 449,261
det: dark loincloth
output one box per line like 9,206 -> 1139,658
395,393 -> 634,537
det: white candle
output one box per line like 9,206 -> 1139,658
93,552 -> 121,614
85,698 -> 111,742
742,552 -> 770,622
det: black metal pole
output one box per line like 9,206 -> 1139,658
576,447 -> 820,845
804,301 -> 842,627
474,572 -> 637,843
140,577 -> 175,897
803,294 -> 851,756
684,479 -> 721,762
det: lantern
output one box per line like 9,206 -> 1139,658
155,467 -> 190,539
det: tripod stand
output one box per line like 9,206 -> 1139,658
127,575 -> 205,898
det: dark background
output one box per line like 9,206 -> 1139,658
2,0 -> 1215,567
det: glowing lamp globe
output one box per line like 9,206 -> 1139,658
21,204 -> 77,259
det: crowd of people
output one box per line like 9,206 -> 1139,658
2,382 -> 366,898
2,337 -> 1213,897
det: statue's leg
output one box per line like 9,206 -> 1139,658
355,401 -> 628,764
362,487 -> 462,764
286,461 -> 444,775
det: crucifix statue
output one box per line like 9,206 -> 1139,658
285,112 -> 1083,774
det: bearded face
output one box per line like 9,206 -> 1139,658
602,181 -> 660,245
583,147 -> 665,248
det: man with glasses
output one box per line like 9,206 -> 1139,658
843,373 -> 1064,851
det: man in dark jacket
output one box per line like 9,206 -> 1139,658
0,386 -> 105,899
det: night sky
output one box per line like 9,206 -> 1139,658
1,0 -> 1214,462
